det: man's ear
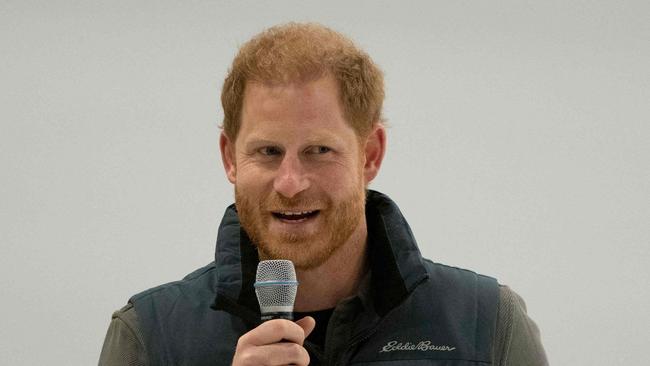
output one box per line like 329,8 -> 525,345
363,123 -> 386,184
219,132 -> 237,184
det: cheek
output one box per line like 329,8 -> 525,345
317,162 -> 363,193
235,161 -> 274,188
235,177 -> 270,202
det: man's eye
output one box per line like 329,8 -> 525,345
307,146 -> 331,154
259,147 -> 281,156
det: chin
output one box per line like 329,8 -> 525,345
257,237 -> 337,270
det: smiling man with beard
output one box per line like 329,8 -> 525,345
100,23 -> 548,366
230,75 -> 370,272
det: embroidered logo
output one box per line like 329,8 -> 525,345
379,340 -> 456,353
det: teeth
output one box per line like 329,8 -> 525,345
279,211 -> 314,216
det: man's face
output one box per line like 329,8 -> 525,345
222,75 -> 370,270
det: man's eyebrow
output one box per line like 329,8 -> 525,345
243,138 -> 278,148
302,134 -> 342,145
243,133 -> 342,148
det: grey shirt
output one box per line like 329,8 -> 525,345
99,285 -> 548,366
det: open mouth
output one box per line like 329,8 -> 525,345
272,210 -> 320,222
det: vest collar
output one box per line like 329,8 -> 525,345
211,190 -> 429,321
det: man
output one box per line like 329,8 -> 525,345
100,23 -> 548,366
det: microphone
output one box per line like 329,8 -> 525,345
254,260 -> 299,321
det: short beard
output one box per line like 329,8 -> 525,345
236,186 -> 366,270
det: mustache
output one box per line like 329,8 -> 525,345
261,193 -> 325,210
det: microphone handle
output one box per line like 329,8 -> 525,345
261,311 -> 294,321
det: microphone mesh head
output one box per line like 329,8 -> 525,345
254,260 -> 298,314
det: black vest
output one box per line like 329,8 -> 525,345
131,191 -> 499,365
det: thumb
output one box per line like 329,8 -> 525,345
295,316 -> 316,340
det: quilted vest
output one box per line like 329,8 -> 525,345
131,191 -> 499,365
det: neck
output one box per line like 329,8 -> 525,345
293,220 -> 369,312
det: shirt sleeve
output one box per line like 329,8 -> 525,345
98,303 -> 147,366
493,285 -> 549,366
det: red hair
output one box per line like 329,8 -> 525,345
221,22 -> 384,139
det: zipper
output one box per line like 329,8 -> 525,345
329,275 -> 430,366
330,318 -> 386,366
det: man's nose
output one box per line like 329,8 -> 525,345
273,155 -> 310,198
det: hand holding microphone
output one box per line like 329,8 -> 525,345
231,260 -> 315,366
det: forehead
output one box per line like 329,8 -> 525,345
244,75 -> 340,116
238,75 -> 355,141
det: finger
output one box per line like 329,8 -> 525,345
239,319 -> 306,346
295,316 -> 316,339
256,343 -> 310,366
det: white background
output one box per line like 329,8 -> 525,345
2,1 -> 649,365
